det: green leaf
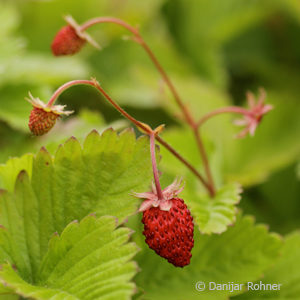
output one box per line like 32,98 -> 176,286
0,215 -> 138,300
44,128 -> 151,231
185,182 -> 241,234
31,110 -> 128,155
234,231 -> 300,299
134,214 -> 282,300
0,129 -> 152,282
0,154 -> 33,192
0,109 -> 123,166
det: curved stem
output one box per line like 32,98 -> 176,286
81,17 -> 139,35
47,80 -> 92,107
150,132 -> 163,200
81,17 -> 194,126
46,79 -> 150,134
197,106 -> 253,128
79,17 -> 216,196
45,79 -> 209,189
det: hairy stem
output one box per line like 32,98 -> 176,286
46,79 -> 208,188
150,132 -> 163,199
47,80 -> 91,107
81,17 -> 193,125
197,106 -> 253,128
80,17 -> 216,196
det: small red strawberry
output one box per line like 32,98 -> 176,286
51,16 -> 100,56
26,92 -> 73,136
135,179 -> 194,267
51,25 -> 86,56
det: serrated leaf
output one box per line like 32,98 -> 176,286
235,231 -> 300,299
0,109 -> 124,166
0,129 -> 152,283
0,154 -> 33,192
185,182 -> 241,234
32,110 -> 128,155
0,215 -> 138,300
134,214 -> 282,300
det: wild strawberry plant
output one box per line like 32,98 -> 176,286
0,3 -> 299,300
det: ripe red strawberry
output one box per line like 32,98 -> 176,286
142,197 -> 194,267
29,107 -> 59,136
135,179 -> 194,267
51,25 -> 86,56
51,16 -> 100,56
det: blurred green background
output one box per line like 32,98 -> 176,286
0,0 -> 299,241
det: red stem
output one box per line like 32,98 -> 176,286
80,17 -> 216,197
149,132 -> 163,200
45,79 -> 208,188
197,106 -> 253,128
46,79 -> 149,133
47,80 -> 90,107
81,17 -> 193,125
155,135 -> 213,194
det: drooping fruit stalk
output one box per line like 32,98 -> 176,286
26,79 -> 210,191
51,15 -> 216,197
149,132 -> 164,201
134,130 -> 194,267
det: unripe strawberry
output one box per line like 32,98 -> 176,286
135,179 -> 194,267
26,92 -> 73,136
29,107 -> 59,136
51,25 -> 86,56
142,197 -> 194,267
